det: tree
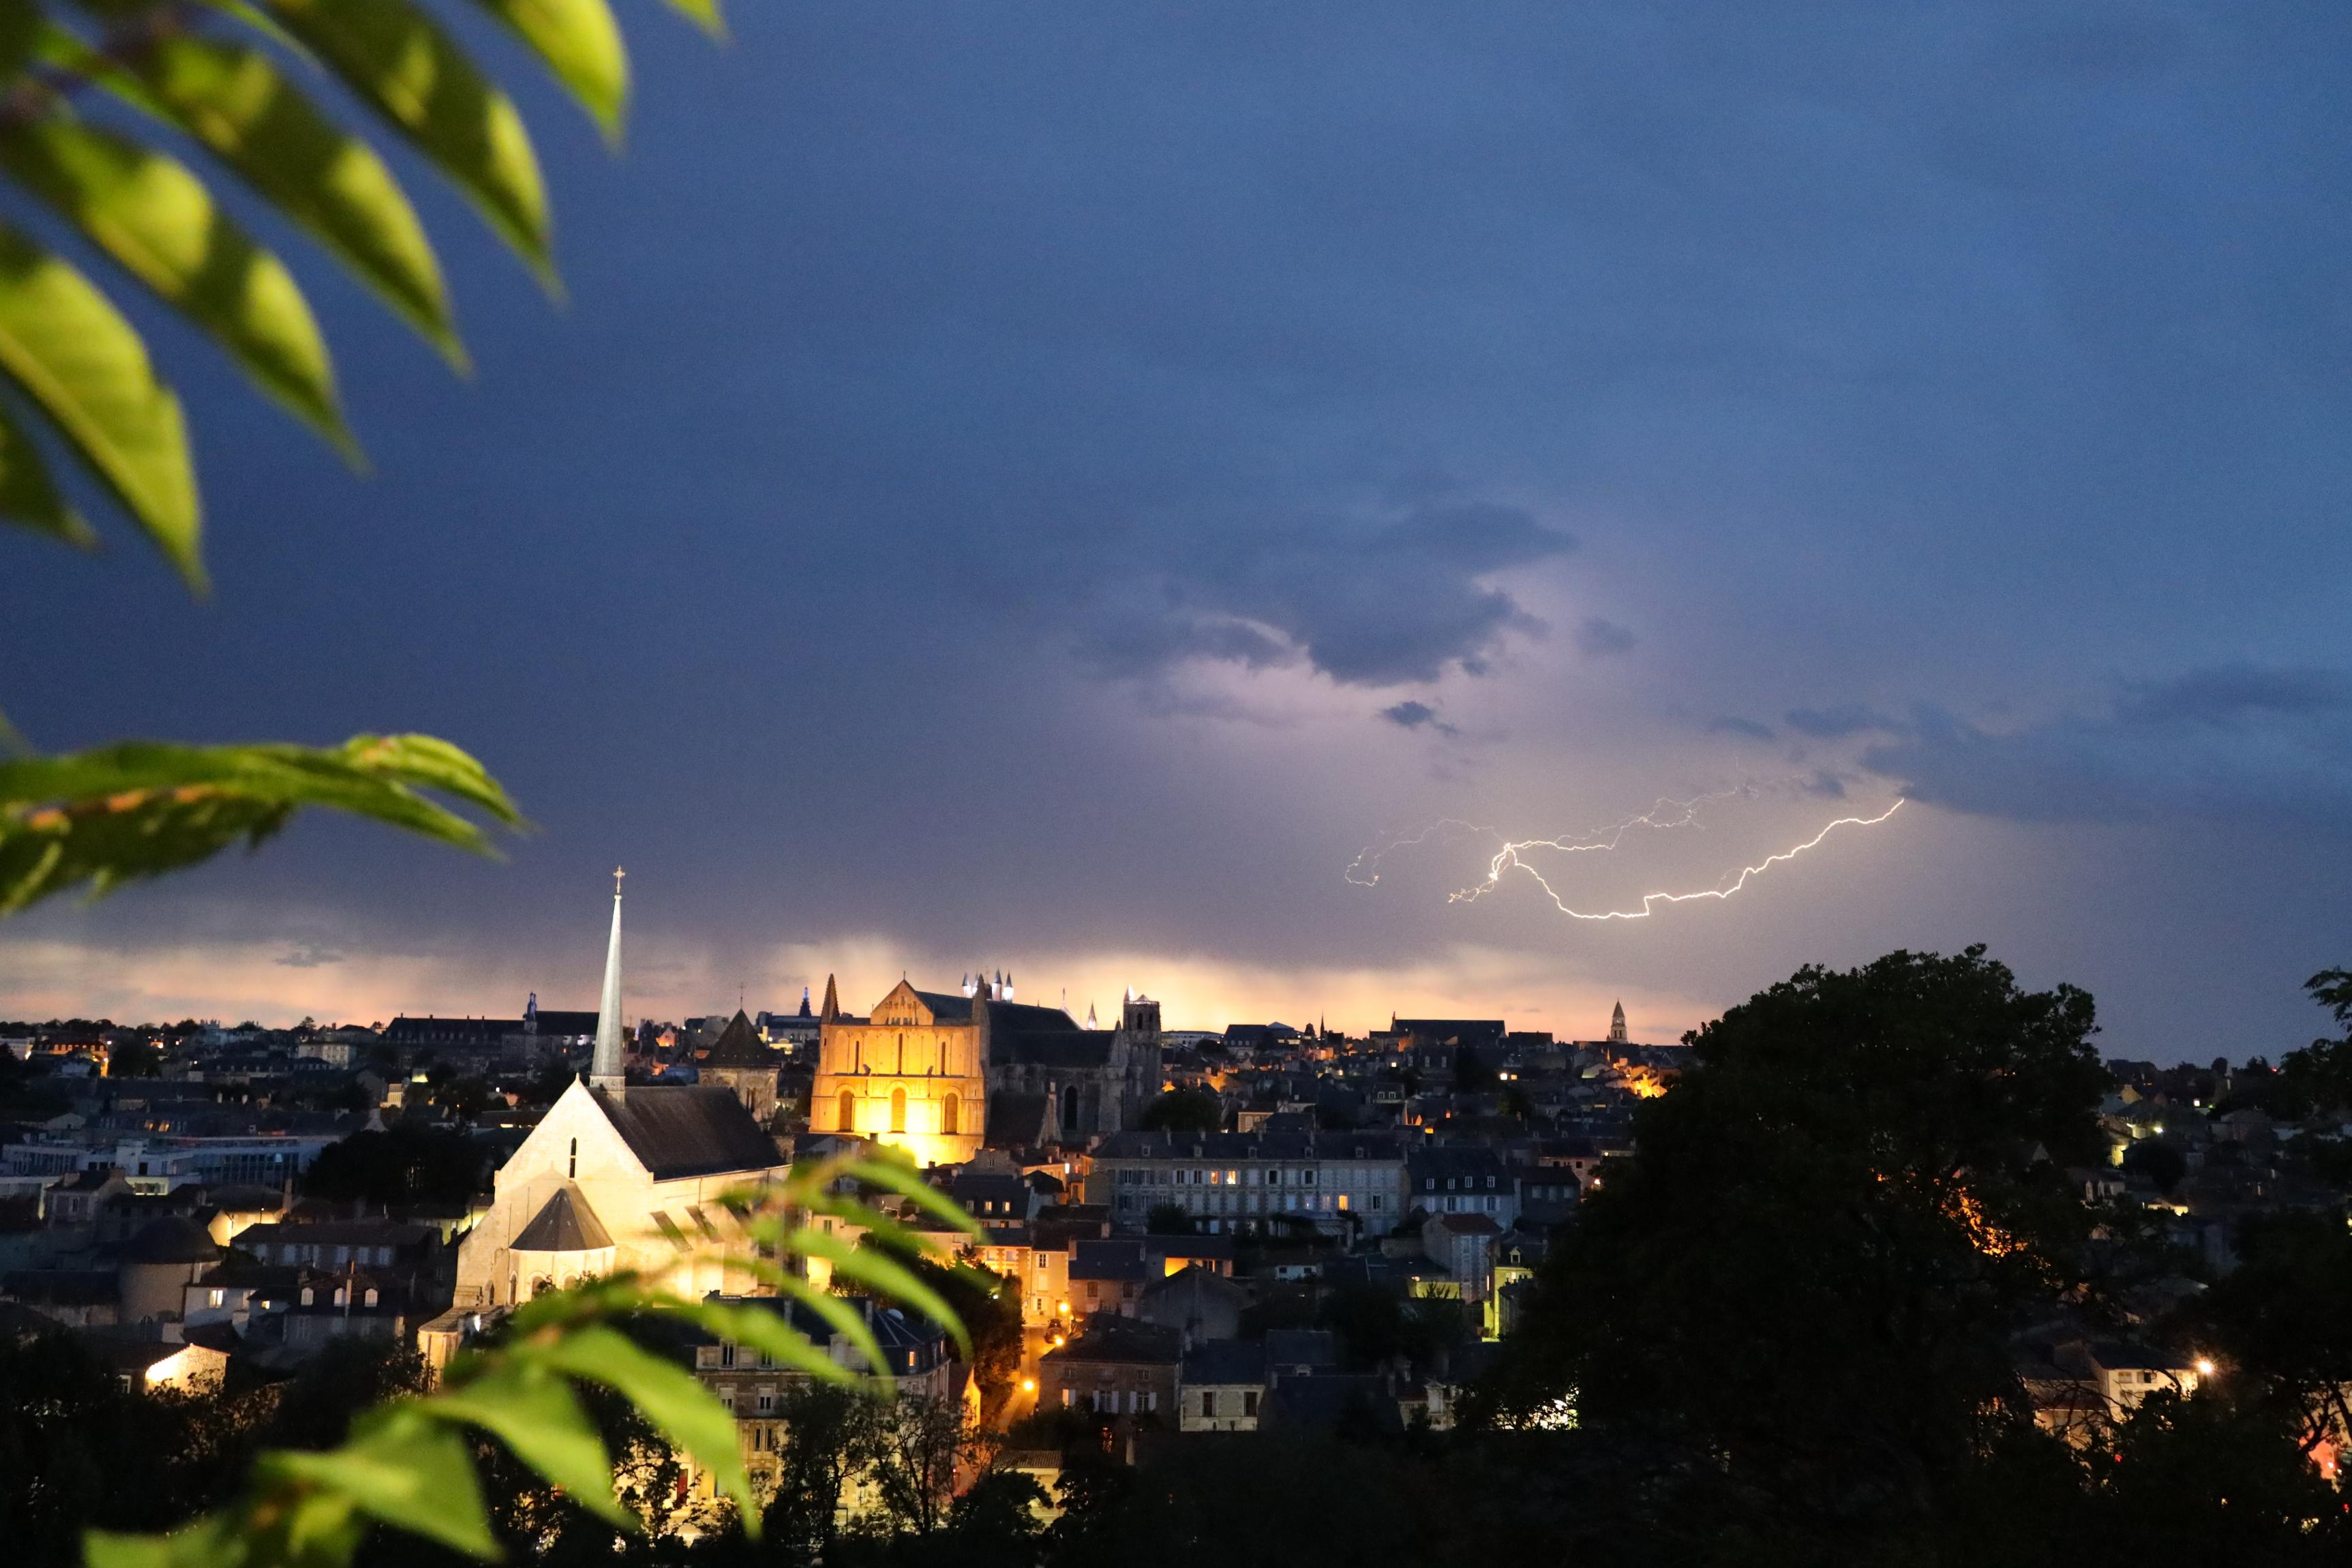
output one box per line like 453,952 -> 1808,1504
1483,947 -> 2109,1550
2096,1390 -> 2350,1564
301,1124 -> 489,1209
1136,1088 -> 1222,1134
930,1469 -> 1048,1568
2265,967 -> 2352,1119
1144,1203 -> 1194,1236
2121,1136 -> 2188,1194
858,1395 -> 969,1540
766,1380 -> 878,1564
2179,1209 -> 2352,1458
106,1038 -> 162,1078
0,0 -> 747,912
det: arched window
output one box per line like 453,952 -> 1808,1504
942,1094 -> 960,1136
896,1033 -> 905,1073
838,1089 -> 856,1132
1062,1084 -> 1079,1130
890,1087 -> 907,1133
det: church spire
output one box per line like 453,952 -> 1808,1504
590,869 -> 627,1089
1608,998 -> 1627,1045
819,974 -> 841,1023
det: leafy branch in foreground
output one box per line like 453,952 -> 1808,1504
85,1150 -> 983,1568
0,733 -> 526,914
0,0 -> 721,907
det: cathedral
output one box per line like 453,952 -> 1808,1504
810,973 -> 1162,1166
449,876 -> 791,1316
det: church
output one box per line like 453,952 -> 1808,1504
449,875 -> 791,1314
810,973 -> 1162,1166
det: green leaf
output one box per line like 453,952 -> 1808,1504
262,1407 -> 498,1559
85,1513 -> 255,1568
82,30 -> 464,368
676,1289 -> 866,1385
0,395 -> 95,547
838,1156 -> 984,1239
468,0 -> 629,142
515,1325 -> 755,1534
0,112 -> 355,459
0,733 -> 525,916
657,0 -> 726,40
0,222 -> 199,586
788,1228 -> 972,1359
430,1362 -> 635,1530
258,0 -> 556,288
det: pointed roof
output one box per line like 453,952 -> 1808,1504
512,1186 -> 613,1252
591,872 -> 627,1085
819,974 -> 841,1023
704,1010 -> 773,1067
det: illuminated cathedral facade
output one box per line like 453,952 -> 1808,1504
811,974 -> 1162,1166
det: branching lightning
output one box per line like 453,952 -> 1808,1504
1348,789 -> 1905,922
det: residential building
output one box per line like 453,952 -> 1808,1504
1091,1130 -> 1411,1236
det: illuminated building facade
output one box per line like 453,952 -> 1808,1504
811,976 -> 1164,1165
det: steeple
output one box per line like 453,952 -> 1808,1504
819,974 -> 841,1023
1608,999 -> 1627,1045
590,869 -> 627,1089
797,984 -> 812,1019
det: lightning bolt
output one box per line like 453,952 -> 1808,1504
1349,789 -> 1905,922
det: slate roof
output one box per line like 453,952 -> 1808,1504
123,1215 -> 222,1265
590,1087 -> 781,1179
701,1011 -> 776,1068
512,1186 -> 613,1252
1072,1239 -> 1151,1282
994,1029 -> 1114,1069
983,999 -> 1081,1035
909,990 -> 976,1024
1045,1316 -> 1181,1366
1181,1338 -> 1267,1386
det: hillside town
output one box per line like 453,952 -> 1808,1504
5,890 -> 2350,1542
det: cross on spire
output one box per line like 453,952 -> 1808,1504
613,865 -> 626,896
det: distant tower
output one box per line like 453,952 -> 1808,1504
797,984 -> 812,1020
1608,999 -> 1627,1045
524,991 -> 539,1033
589,870 -> 627,1089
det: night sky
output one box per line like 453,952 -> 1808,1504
5,2 -> 2349,1062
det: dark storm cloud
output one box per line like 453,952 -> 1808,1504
5,2 -> 2351,1060
1379,700 -> 1459,736
1785,706 -> 1903,740
275,944 -> 346,969
1574,618 -> 1638,659
2115,665 -> 2352,726
1863,667 -> 2352,827
1072,502 -> 1574,687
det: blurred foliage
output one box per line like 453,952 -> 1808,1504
82,1151 -> 979,1568
0,0 -> 736,915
